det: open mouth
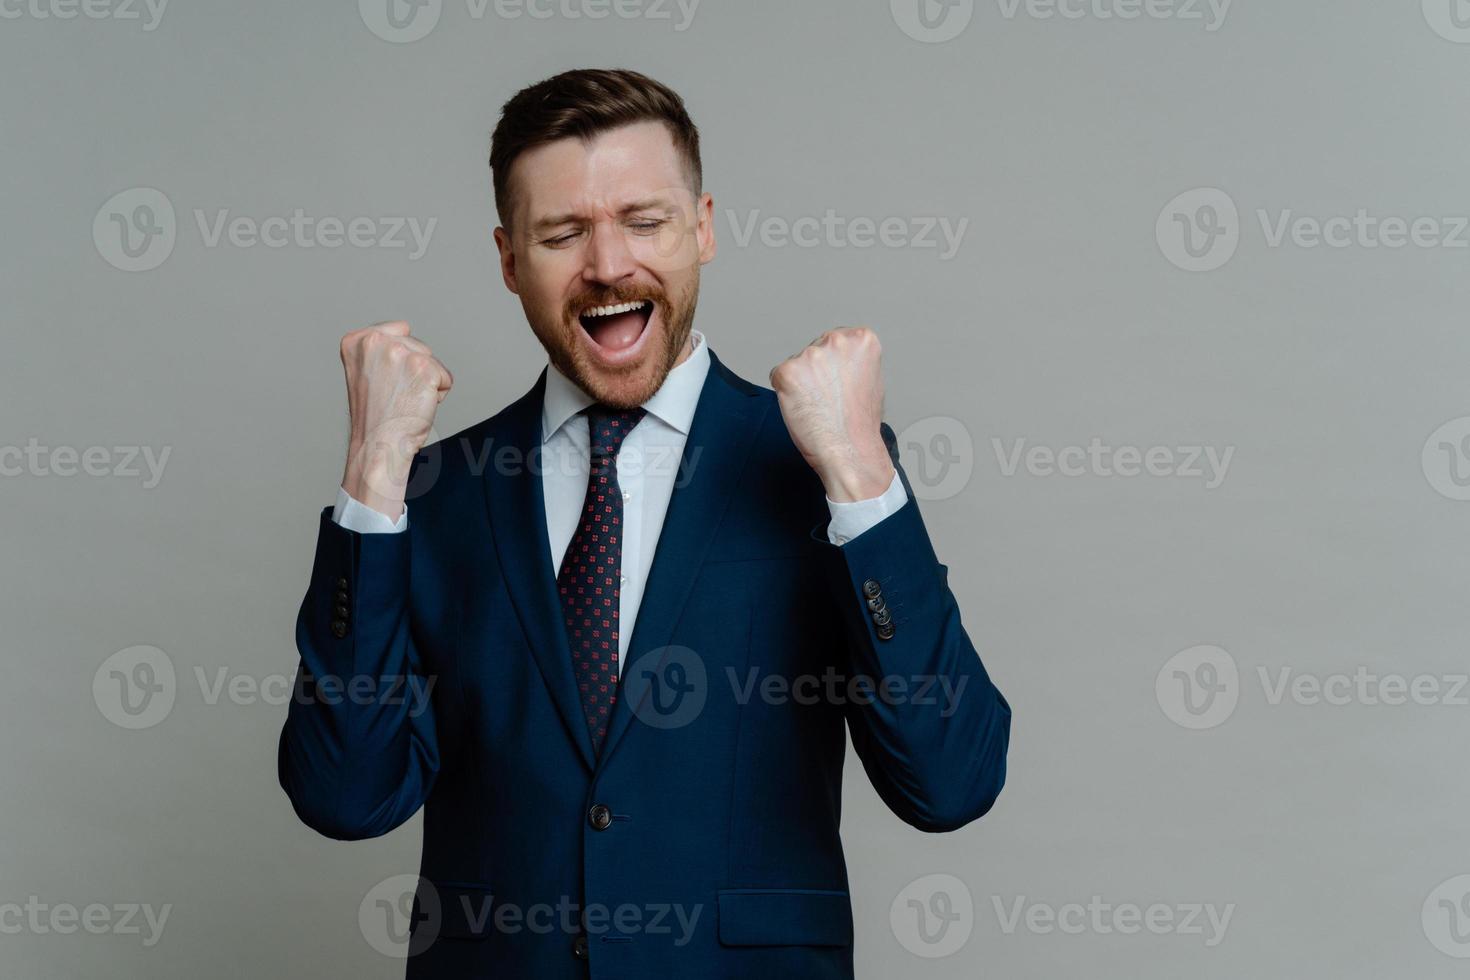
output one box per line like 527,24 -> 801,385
577,299 -> 655,360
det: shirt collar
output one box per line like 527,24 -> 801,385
541,329 -> 710,442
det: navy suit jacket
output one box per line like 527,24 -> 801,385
278,348 -> 1011,979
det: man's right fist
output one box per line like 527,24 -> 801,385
339,320 -> 453,522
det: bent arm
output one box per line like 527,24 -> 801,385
815,426 -> 1011,833
277,509 -> 441,840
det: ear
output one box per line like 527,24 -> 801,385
695,192 -> 716,266
493,225 -> 518,294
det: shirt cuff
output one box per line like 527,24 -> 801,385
824,470 -> 906,546
331,486 -> 408,534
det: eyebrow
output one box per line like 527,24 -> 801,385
530,197 -> 678,235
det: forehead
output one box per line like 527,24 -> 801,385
509,120 -> 688,221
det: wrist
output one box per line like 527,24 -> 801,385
342,442 -> 411,521
817,444 -> 896,503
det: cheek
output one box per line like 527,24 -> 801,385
634,218 -> 701,274
519,255 -> 577,313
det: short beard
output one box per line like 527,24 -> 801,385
528,268 -> 699,410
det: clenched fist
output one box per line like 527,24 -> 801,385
769,326 -> 896,502
339,321 -> 453,521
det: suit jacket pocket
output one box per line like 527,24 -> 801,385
716,888 -> 853,947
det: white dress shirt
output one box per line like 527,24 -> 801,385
331,330 -> 907,675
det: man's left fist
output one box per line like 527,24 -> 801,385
769,326 -> 897,502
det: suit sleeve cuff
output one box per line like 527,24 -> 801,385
332,486 -> 408,534
824,470 -> 906,546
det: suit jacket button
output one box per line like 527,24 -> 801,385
871,608 -> 892,627
588,803 -> 612,831
335,577 -> 348,590
333,591 -> 349,606
866,595 -> 887,613
862,579 -> 882,599
330,620 -> 348,639
876,623 -> 896,641
572,934 -> 589,959
333,604 -> 350,620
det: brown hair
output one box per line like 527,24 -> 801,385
489,68 -> 702,230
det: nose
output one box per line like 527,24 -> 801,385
583,219 -> 638,286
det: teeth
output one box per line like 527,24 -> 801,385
582,300 -> 649,319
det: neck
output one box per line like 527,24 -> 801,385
671,330 -> 696,368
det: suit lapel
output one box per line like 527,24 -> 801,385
597,351 -> 769,769
482,369 -> 598,772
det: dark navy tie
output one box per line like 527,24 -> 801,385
557,404 -> 646,753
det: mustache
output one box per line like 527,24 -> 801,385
565,284 -> 664,320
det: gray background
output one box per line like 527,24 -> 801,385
4,0 -> 1469,976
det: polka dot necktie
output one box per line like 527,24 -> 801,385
556,404 -> 646,754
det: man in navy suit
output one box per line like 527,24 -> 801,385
279,67 -> 1010,979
